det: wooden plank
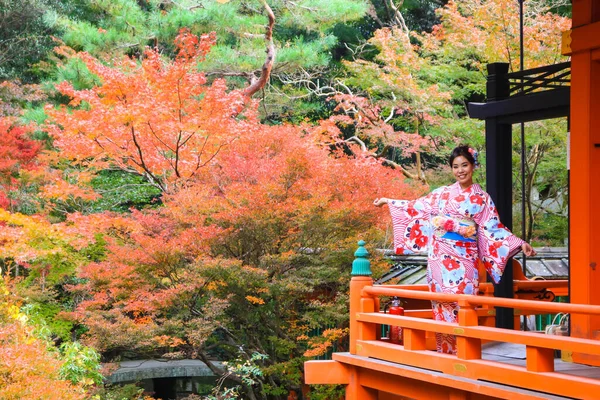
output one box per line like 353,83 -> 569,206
355,340 -> 600,399
332,352 -> 573,400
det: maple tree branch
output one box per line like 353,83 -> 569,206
179,129 -> 199,148
196,143 -> 225,171
366,3 -> 386,29
130,125 -> 166,192
381,158 -> 423,181
146,122 -> 175,154
344,136 -> 367,152
243,0 -> 276,98
384,0 -> 409,36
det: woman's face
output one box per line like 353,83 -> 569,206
451,155 -> 474,188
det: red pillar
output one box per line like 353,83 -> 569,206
567,0 -> 600,365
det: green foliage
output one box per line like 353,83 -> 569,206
308,384 -> 345,400
89,171 -> 162,213
59,341 -> 104,386
402,0 -> 448,30
91,383 -> 148,400
22,302 -> 74,342
0,0 -> 61,82
45,0 -> 370,79
50,56 -> 102,92
531,213 -> 568,247
79,233 -> 108,263
275,35 -> 338,69
22,253 -> 77,289
208,352 -> 268,399
276,0 -> 369,32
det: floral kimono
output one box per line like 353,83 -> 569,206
388,182 -> 524,354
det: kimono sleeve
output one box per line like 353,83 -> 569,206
473,193 -> 525,284
388,189 -> 439,255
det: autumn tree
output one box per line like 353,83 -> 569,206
0,275 -> 95,400
45,29 -> 254,195
65,112 -> 416,398
0,118 -> 42,212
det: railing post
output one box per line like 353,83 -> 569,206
456,298 -> 482,360
526,346 -> 555,372
350,240 -> 374,354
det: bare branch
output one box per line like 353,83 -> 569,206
344,136 -> 368,152
382,159 -> 421,180
384,107 -> 396,123
384,0 -> 409,36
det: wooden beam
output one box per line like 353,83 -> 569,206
354,340 -> 600,399
304,360 -> 350,384
561,21 -> 600,55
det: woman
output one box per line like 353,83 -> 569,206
374,145 -> 535,354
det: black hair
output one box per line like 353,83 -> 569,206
448,145 -> 477,167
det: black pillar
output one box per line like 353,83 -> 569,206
484,63 -> 515,329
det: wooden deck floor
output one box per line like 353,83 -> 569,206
482,342 -> 600,379
330,351 -> 580,400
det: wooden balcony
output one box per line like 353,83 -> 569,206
304,243 -> 600,400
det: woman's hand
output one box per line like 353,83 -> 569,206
521,242 -> 537,257
373,198 -> 389,207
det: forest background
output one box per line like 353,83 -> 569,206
0,0 -> 571,399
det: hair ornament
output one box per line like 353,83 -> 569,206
468,147 -> 480,168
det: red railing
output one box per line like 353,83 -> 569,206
349,279 -> 600,399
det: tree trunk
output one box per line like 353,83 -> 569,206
243,0 -> 276,98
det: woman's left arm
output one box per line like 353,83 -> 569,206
473,192 -> 534,283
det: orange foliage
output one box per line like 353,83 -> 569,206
302,328 -> 348,358
44,29 -> 256,194
66,103 -> 420,357
419,0 -> 570,70
0,280 -> 85,400
0,118 -> 42,210
37,29 -> 425,365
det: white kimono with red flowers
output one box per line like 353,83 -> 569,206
388,182 -> 524,353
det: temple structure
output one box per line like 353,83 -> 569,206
303,2 -> 600,398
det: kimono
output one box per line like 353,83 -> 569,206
388,182 -> 524,354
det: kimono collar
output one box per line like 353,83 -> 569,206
452,181 -> 482,193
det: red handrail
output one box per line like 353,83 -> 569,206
364,285 -> 596,315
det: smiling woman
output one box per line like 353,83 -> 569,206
450,146 -> 478,189
373,145 -> 535,354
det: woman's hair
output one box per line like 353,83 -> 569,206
448,145 -> 478,167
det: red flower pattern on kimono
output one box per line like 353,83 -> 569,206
407,207 -> 419,217
469,194 -> 484,206
442,257 -> 461,271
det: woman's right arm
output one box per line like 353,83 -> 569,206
373,198 -> 389,207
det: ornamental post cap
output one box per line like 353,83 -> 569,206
352,240 -> 372,276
